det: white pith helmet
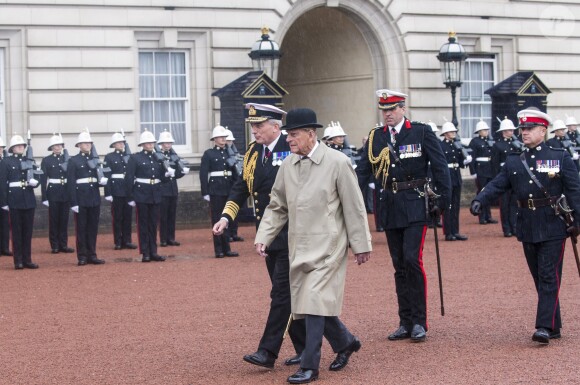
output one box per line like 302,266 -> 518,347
158,130 -> 175,144
474,119 -> 490,133
9,135 -> 27,153
48,134 -> 65,151
110,132 -> 125,148
211,125 -> 229,140
138,130 -> 156,146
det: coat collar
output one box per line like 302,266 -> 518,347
291,140 -> 324,165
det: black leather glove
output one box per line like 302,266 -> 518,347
470,200 -> 482,216
567,225 -> 580,238
429,198 -> 443,218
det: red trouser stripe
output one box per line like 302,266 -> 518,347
552,240 -> 566,329
419,224 -> 428,329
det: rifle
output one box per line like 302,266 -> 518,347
511,137 -> 524,150
225,144 -> 241,175
561,134 -> 579,158
342,136 -> 360,168
425,180 -> 445,316
60,148 -> 70,172
153,142 -> 171,171
121,128 -> 131,164
555,195 -> 580,277
87,141 -> 111,181
453,135 -> 472,160
22,130 -> 44,182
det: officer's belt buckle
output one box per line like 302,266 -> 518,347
88,177 -> 95,183
392,182 -> 398,193
150,179 -> 155,185
528,199 -> 535,210
21,181 -> 26,187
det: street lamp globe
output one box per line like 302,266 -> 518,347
248,27 -> 282,81
437,32 -> 468,128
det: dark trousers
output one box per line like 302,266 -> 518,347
0,209 -> 10,252
136,202 -> 159,258
48,200 -> 71,250
523,239 -> 566,331
301,315 -> 354,370
500,190 -> 517,234
373,189 -> 383,230
443,184 -> 461,236
228,217 -> 239,238
475,175 -> 493,222
209,195 -> 230,255
159,195 -> 177,243
9,208 -> 34,266
111,196 -> 133,247
75,206 -> 100,262
386,225 -> 429,329
258,248 -> 306,357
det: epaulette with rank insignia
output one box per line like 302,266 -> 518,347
243,141 -> 258,193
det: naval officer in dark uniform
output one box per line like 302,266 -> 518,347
67,130 -> 106,266
40,134 -> 74,254
471,109 -> 580,344
213,103 -> 305,369
356,90 -> 451,342
104,132 -> 137,250
468,120 -> 497,225
0,137 -> 12,257
200,125 -> 238,258
0,135 -> 40,269
124,130 -> 168,263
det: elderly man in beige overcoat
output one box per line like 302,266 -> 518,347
255,108 -> 372,384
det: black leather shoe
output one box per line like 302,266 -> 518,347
52,249 -> 60,254
150,254 -> 166,262
225,251 -> 239,257
243,349 -> 275,369
232,236 -> 244,242
142,255 -> 151,262
411,324 -> 426,342
78,259 -> 87,266
159,242 -> 168,247
167,240 -> 180,246
1,250 -> 13,256
436,222 -> 443,228
88,258 -> 105,265
124,243 -> 138,249
387,325 -> 410,341
14,264 -> 24,270
228,237 -> 234,242
504,232 -> 513,238
215,253 -> 225,258
532,328 -> 550,344
24,263 -> 39,269
487,219 -> 498,224
284,353 -> 302,366
114,245 -> 122,250
376,227 -> 384,232
59,247 -> 74,253
329,337 -> 361,371
453,233 -> 468,241
479,220 -> 487,225
288,368 -> 319,384
550,329 -> 561,339
445,235 -> 457,241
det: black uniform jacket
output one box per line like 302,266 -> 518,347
0,154 -> 38,209
356,118 -> 452,229
222,135 -> 290,251
440,138 -> 467,187
476,146 -> 580,243
492,137 -> 518,175
67,152 -> 101,208
104,150 -> 129,197
40,153 -> 68,202
160,150 -> 185,197
469,136 -> 494,178
199,146 -> 235,197
124,150 -> 167,204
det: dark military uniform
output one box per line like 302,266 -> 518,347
40,152 -> 71,252
439,138 -> 467,238
222,135 -> 305,360
67,152 -> 102,264
566,130 -> 580,170
199,145 -> 236,256
475,145 -> 580,333
0,154 -> 38,267
159,150 -> 185,246
125,149 -> 167,261
546,135 -> 579,169
104,149 -> 135,249
357,118 -> 451,331
225,143 -> 243,241
0,152 -> 11,255
469,135 -> 495,223
491,137 -> 519,236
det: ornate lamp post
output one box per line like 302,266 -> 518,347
248,27 -> 282,81
437,32 -> 468,127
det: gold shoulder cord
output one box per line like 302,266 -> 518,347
367,128 -> 391,188
243,142 -> 258,193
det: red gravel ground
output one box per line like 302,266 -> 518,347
1,209 -> 580,385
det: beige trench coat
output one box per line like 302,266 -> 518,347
255,143 -> 372,317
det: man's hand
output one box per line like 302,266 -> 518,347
128,201 -> 136,207
1,206 -> 8,212
165,167 -> 176,178
354,252 -> 371,265
42,200 -> 49,207
463,155 -> 473,165
255,243 -> 268,258
573,153 -> 579,161
105,196 -> 113,202
470,200 -> 482,216
212,218 -> 228,236
28,179 -> 39,187
567,225 -> 580,238
429,203 -> 442,218
203,195 -> 210,202
71,206 -> 79,213
368,182 -> 375,190
183,167 -> 190,174
99,177 -> 108,186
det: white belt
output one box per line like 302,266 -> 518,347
135,178 -> 161,185
500,162 -> 505,167
476,157 -> 490,162
209,171 -> 232,177
448,163 -> 459,168
76,177 -> 98,184
48,178 -> 67,184
9,181 -> 26,187
111,174 -> 125,179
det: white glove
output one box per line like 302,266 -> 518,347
27,179 -> 39,187
1,206 -> 8,211
105,196 -> 113,202
368,183 -> 376,190
165,167 -> 176,178
183,167 -> 190,174
463,155 -> 473,165
128,201 -> 136,207
473,173 -> 477,179
71,206 -> 79,213
573,153 -> 579,160
42,200 -> 49,207
99,177 -> 108,186
203,195 -> 210,202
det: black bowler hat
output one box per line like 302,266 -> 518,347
281,108 -> 324,130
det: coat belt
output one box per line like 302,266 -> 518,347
76,177 -> 97,184
386,178 -> 426,193
517,196 -> 558,209
111,174 -> 125,179
48,178 -> 67,184
448,163 -> 459,168
475,157 -> 490,162
209,171 -> 232,177
8,181 -> 27,187
135,178 -> 161,185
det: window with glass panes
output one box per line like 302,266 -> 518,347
139,51 -> 189,146
0,48 -> 4,139
460,57 -> 495,137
